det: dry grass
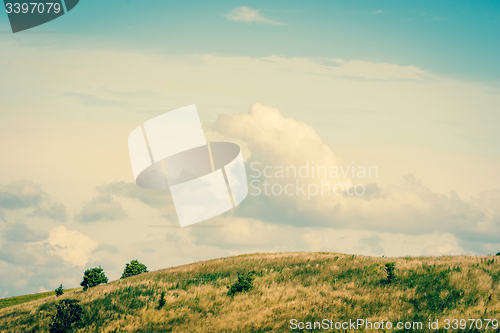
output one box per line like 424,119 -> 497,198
0,252 -> 499,332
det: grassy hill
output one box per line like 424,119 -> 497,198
0,252 -> 499,332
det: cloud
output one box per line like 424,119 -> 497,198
97,181 -> 171,210
208,103 -> 500,248
0,224 -> 97,268
353,10 -> 384,15
0,223 -> 98,297
27,203 -> 68,222
95,181 -> 178,221
422,242 -> 467,256
224,6 -> 285,25
0,242 -> 82,298
46,225 -> 98,266
2,223 -> 48,242
75,194 -> 127,223
92,243 -> 119,254
0,180 -> 46,209
257,55 -> 430,80
0,180 -> 68,222
211,102 -> 345,173
358,233 -> 384,255
62,92 -> 129,109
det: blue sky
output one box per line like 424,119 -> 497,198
2,1 -> 500,81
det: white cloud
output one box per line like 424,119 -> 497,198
208,103 -> 500,247
0,179 -> 47,209
258,55 -> 430,80
0,180 -> 67,222
224,6 -> 285,25
422,242 -> 468,256
2,223 -> 48,242
46,225 -> 98,266
75,194 -> 127,223
0,224 -> 90,297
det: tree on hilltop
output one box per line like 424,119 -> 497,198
80,267 -> 108,291
55,284 -> 64,297
121,260 -> 148,279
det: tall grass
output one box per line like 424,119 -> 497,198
0,252 -> 499,332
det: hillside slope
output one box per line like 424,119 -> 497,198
0,252 -> 499,332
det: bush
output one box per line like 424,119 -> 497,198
49,299 -> 82,333
80,266 -> 108,291
55,284 -> 64,297
227,271 -> 256,296
384,263 -> 396,283
121,260 -> 148,279
496,252 -> 500,256
157,291 -> 166,309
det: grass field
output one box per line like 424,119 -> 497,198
0,252 -> 499,332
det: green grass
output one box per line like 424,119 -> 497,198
0,288 -> 80,310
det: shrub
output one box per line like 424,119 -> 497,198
384,263 -> 396,283
157,291 -> 166,309
49,299 -> 82,333
121,260 -> 148,279
80,266 -> 108,291
227,271 -> 256,296
55,284 -> 64,297
496,252 -> 500,256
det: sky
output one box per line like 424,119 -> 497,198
0,1 -> 500,297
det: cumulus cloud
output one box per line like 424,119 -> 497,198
224,6 -> 285,25
0,257 -> 82,298
75,194 -> 127,223
208,103 -> 500,250
0,180 -> 68,222
0,223 -> 98,296
46,226 -> 98,266
212,103 -> 344,168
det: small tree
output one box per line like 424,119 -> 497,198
157,291 -> 166,309
49,299 -> 82,333
121,260 -> 148,279
496,252 -> 500,256
55,284 -> 64,297
80,266 -> 108,291
227,271 -> 256,296
385,263 -> 396,283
